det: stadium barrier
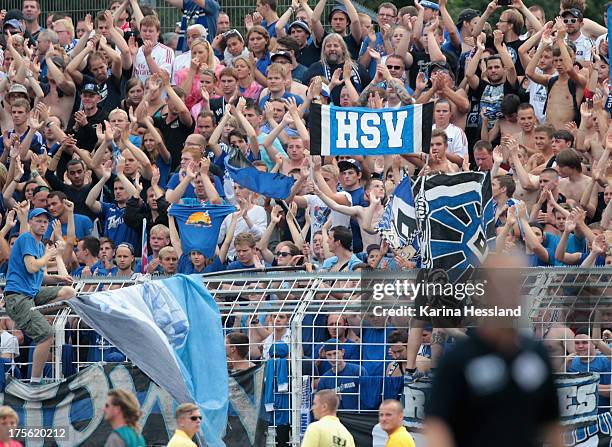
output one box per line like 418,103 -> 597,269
0,268 -> 611,445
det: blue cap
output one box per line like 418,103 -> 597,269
330,5 -> 350,20
323,338 -> 344,352
28,208 -> 51,221
419,0 -> 440,11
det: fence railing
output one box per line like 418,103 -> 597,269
1,268 -> 612,445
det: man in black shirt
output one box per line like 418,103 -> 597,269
311,0 -> 362,60
425,255 -> 563,447
44,159 -> 96,220
152,73 -> 195,171
288,21 -> 320,69
302,33 -> 370,105
68,84 -> 106,152
465,32 -> 518,141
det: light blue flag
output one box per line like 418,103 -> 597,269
69,275 -> 229,446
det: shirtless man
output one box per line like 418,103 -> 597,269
577,100 -> 606,163
557,148 -> 593,206
516,103 -> 538,154
42,52 -> 76,128
534,308 -> 575,372
405,129 -> 460,174
526,20 -> 587,130
508,139 -> 540,209
527,125 -> 556,173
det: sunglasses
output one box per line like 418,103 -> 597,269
276,251 -> 292,258
386,65 -> 403,70
190,415 -> 202,421
563,18 -> 578,24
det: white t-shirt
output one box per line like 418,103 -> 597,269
569,33 -> 595,62
0,332 -> 19,357
172,51 -> 192,84
218,205 -> 268,259
133,42 -> 175,83
433,123 -> 468,159
304,192 -> 352,242
262,329 -> 291,361
526,76 -> 548,123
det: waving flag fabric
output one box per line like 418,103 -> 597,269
224,148 -> 295,199
68,275 -> 229,447
310,102 -> 434,156
376,175 -> 420,260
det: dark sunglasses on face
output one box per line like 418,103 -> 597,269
563,18 -> 578,24
386,65 -> 403,70
276,251 -> 292,258
190,415 -> 202,421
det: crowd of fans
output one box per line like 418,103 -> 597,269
0,0 -> 611,444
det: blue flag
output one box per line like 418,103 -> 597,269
310,102 -> 433,156
169,202 -> 236,258
415,172 -> 495,272
376,175 -> 420,260
225,148 -> 295,199
68,275 -> 229,446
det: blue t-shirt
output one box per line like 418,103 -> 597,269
258,92 -> 304,110
99,202 -> 139,248
72,260 -> 109,277
177,253 -> 225,274
177,0 -> 220,49
361,325 -> 395,376
569,354 -> 612,413
317,362 -> 367,410
358,32 -> 386,79
315,339 -> 360,375
226,260 -> 255,270
156,158 -> 171,189
256,51 -> 272,75
5,232 -> 44,296
321,254 -> 363,272
44,214 -> 94,240
346,187 -> 366,253
544,232 -> 586,266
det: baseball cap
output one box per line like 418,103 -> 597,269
338,158 -> 362,172
4,9 -> 25,22
456,9 -> 480,29
561,8 -> 583,19
271,51 -> 292,62
3,19 -> 25,33
428,60 -> 451,78
323,339 -> 343,352
28,208 -> 51,221
330,5 -> 350,21
419,0 -> 440,11
8,83 -> 28,95
81,83 -> 100,95
288,20 -> 311,35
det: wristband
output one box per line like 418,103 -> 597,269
583,88 -> 594,100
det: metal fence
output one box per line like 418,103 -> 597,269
1,268 -> 612,445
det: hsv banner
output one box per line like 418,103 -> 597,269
310,102 -> 434,156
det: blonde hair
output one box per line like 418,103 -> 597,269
191,38 -> 216,69
109,108 -> 129,121
176,403 -> 199,419
0,406 -> 18,423
54,18 -> 75,39
107,389 -> 142,431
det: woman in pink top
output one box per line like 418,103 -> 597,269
174,38 -> 217,111
234,56 -> 263,100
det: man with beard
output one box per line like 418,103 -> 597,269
22,0 -> 43,40
466,32 -> 518,138
303,33 -> 370,105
